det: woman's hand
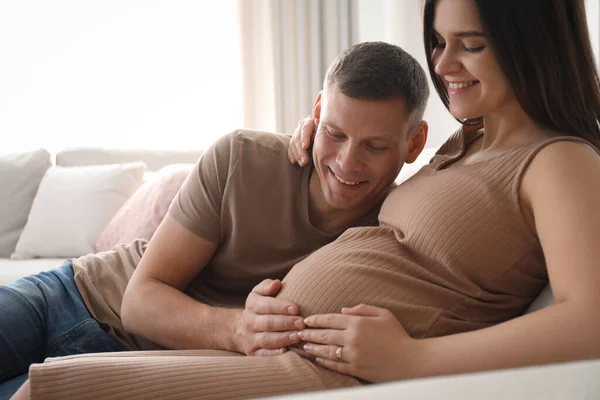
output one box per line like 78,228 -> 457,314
288,115 -> 317,166
298,304 -> 422,382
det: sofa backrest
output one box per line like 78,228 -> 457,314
52,145 -> 556,314
55,147 -> 204,172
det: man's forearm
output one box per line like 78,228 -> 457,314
121,279 -> 241,352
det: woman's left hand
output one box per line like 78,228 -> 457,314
298,304 -> 422,383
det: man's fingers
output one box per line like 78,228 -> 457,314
254,314 -> 305,332
254,348 -> 287,357
251,279 -> 282,296
247,292 -> 298,315
255,331 -> 301,350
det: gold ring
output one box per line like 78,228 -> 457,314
335,346 -> 343,360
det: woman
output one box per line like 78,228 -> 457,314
14,0 -> 600,398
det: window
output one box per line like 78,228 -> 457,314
0,0 -> 242,154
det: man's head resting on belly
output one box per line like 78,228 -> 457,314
307,41 -> 430,233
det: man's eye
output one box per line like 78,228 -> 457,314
327,131 -> 345,140
368,145 -> 388,152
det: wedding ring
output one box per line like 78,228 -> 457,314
335,346 -> 343,360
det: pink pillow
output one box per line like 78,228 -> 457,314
95,163 -> 194,252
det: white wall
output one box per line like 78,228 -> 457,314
0,1 -> 242,155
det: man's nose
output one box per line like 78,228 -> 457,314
336,144 -> 363,173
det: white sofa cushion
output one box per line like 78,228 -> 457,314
269,358 -> 600,400
11,162 -> 146,259
0,258 -> 68,286
0,149 -> 51,257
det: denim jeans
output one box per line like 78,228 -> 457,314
0,261 -> 126,398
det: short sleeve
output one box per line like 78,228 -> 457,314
168,131 -> 239,243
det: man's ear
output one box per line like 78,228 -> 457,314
312,91 -> 323,125
405,121 -> 428,164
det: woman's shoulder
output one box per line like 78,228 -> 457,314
525,135 -> 600,170
520,136 -> 600,207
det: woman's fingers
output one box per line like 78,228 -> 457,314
303,313 -> 349,329
288,119 -> 306,164
300,118 -> 315,149
297,118 -> 315,166
303,343 -> 346,362
297,328 -> 344,345
289,116 -> 316,166
314,357 -> 353,376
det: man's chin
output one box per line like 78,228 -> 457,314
326,196 -> 370,213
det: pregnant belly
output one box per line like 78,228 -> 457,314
276,226 -> 443,338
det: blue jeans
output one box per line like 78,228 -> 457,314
0,261 -> 127,399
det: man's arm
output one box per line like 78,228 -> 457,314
121,214 -> 303,353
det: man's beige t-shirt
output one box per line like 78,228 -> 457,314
73,129 -> 380,350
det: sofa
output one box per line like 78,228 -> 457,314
1,146 -> 596,399
0,147 -> 203,285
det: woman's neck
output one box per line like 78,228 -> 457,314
480,103 -> 556,151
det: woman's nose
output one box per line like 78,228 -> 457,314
434,48 -> 461,77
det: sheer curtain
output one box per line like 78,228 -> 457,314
238,0 -> 460,146
238,0 -> 356,135
0,0 -> 243,155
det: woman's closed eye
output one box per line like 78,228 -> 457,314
464,45 -> 486,53
433,39 -> 486,53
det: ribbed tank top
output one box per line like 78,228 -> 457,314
278,128 -> 596,346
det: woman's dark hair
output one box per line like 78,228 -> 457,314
423,0 -> 600,147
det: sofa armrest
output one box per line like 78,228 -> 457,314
267,359 -> 600,400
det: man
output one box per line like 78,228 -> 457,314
0,41 -> 429,394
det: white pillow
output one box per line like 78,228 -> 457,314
0,149 -> 52,257
11,162 -> 146,259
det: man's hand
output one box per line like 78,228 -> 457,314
233,279 -> 304,356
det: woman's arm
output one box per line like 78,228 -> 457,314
301,140 -> 600,382
411,141 -> 600,378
